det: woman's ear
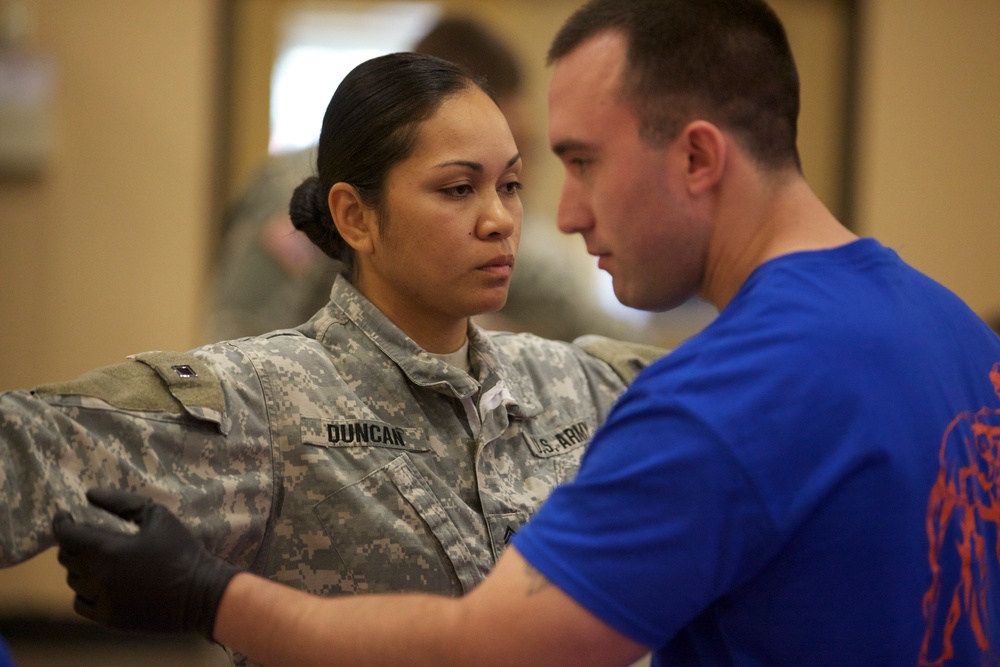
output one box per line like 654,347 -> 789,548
328,183 -> 377,255
679,120 -> 726,196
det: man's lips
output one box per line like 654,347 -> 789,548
592,251 -> 611,271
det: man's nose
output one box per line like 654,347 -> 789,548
556,179 -> 592,235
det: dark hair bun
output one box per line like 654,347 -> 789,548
289,176 -> 348,261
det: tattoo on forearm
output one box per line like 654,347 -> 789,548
524,563 -> 553,596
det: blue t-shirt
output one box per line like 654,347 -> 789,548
0,636 -> 13,667
514,239 -> 1000,666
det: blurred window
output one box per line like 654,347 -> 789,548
269,2 -> 440,153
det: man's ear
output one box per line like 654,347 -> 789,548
679,120 -> 726,195
328,183 -> 377,255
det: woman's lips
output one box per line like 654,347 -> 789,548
479,254 -> 515,277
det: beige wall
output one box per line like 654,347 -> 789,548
0,0 -> 998,653
0,0 -> 219,393
0,0 -> 223,650
855,0 -> 1000,318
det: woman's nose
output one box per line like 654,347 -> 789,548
478,192 -> 518,239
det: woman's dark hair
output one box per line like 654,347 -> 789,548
288,52 -> 492,272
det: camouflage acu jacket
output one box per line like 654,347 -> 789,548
0,275 -> 663,665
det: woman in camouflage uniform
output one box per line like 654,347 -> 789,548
1,53 -> 661,665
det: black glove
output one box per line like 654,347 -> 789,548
52,488 -> 240,639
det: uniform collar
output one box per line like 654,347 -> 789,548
306,275 -> 541,418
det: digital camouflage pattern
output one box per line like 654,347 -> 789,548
0,275 -> 664,667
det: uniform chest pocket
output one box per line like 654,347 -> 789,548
480,419 -> 594,530
312,454 -> 483,595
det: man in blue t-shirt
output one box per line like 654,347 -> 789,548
48,1 -> 1000,665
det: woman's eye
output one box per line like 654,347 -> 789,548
443,184 -> 473,197
500,181 -> 524,196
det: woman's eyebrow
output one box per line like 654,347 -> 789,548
434,153 -> 522,172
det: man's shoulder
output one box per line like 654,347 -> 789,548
488,331 -> 666,386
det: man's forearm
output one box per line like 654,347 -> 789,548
213,548 -> 650,667
214,572 -> 468,667
53,490 -> 649,667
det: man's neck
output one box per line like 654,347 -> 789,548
701,171 -> 858,310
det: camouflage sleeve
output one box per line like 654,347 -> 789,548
573,334 -> 668,385
0,348 -> 273,570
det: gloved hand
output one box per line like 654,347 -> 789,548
52,488 -> 240,639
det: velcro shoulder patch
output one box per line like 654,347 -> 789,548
130,351 -> 225,419
574,334 -> 668,384
33,351 -> 225,421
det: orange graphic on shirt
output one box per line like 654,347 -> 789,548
921,362 -> 1000,666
